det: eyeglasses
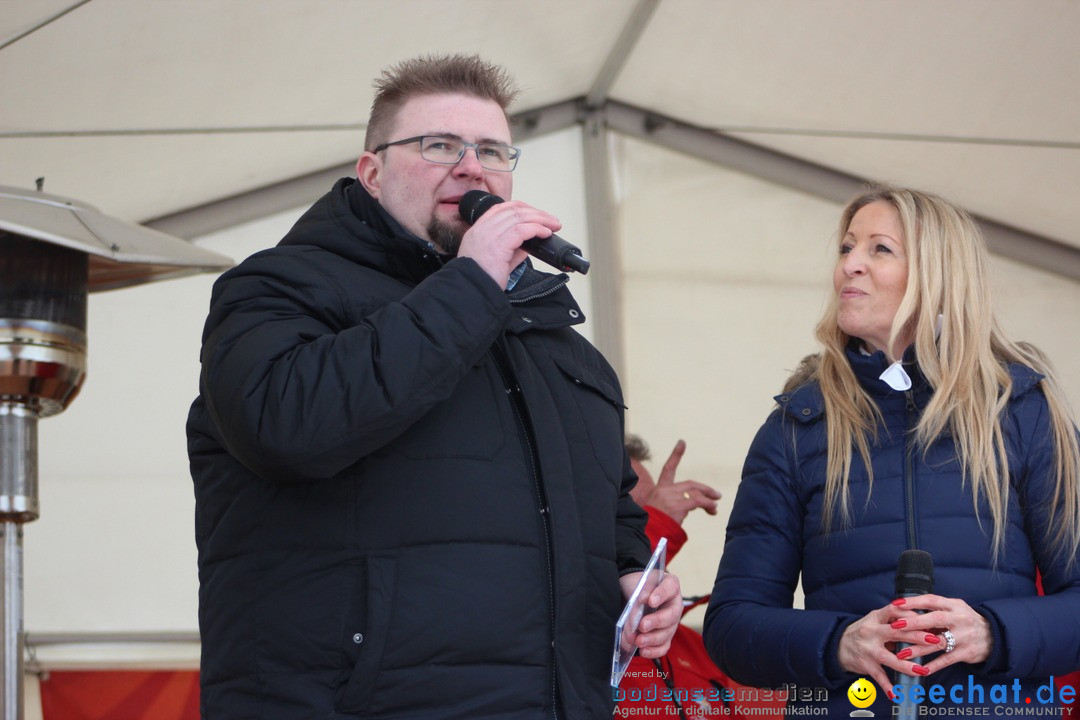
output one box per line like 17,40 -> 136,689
373,135 -> 521,172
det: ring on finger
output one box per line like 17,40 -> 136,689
682,491 -> 691,500
942,629 -> 956,654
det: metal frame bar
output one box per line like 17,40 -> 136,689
144,98 -> 1080,283
145,162 -> 356,240
24,632 -> 201,674
586,0 -> 661,109
25,632 -> 199,647
581,110 -> 625,377
603,100 -> 1080,281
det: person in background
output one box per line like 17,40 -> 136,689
617,435 -> 784,719
704,184 -> 1080,715
627,435 -> 720,529
188,53 -> 681,719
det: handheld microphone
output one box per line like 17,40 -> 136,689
458,190 -> 590,274
894,549 -> 934,717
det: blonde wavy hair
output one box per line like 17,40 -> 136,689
807,184 -> 1080,567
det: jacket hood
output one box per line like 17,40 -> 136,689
278,177 -> 444,284
277,178 -> 581,319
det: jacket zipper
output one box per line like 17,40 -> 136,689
489,339 -> 560,720
508,275 -> 569,305
904,390 -> 919,549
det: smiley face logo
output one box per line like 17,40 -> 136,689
848,678 -> 876,709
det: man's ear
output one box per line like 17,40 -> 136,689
356,152 -> 382,199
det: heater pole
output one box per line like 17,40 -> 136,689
1,520 -> 24,720
0,185 -> 231,717
1,236 -> 88,719
0,404 -> 36,720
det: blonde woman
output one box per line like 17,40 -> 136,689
703,185 -> 1080,715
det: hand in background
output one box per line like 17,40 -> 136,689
631,440 -> 721,524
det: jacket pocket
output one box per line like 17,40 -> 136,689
336,554 -> 397,713
549,352 -> 626,490
549,353 -> 625,411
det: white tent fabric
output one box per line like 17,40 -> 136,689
4,0 -> 1079,669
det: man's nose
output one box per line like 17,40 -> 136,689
453,146 -> 485,178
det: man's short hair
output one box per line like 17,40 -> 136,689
365,54 -> 520,151
625,434 -> 650,463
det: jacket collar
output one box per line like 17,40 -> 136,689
848,341 -> 928,399
502,265 -> 585,333
282,178 -> 586,331
775,342 -> 1044,423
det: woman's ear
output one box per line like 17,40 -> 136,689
356,152 -> 382,199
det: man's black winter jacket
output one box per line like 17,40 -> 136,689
188,179 -> 650,719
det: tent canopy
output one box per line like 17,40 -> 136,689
3,0 -> 1078,273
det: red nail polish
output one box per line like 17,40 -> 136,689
887,690 -> 896,701
890,619 -> 907,629
913,664 -> 930,676
891,598 -> 907,606
925,633 -> 940,644
896,648 -> 913,660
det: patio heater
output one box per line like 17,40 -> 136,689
0,183 -> 232,718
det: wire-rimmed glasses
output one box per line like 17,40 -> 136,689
373,135 -> 521,172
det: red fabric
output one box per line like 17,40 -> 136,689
1035,573 -> 1080,715
1057,667 -> 1080,712
615,509 -> 786,718
643,506 -> 688,560
39,670 -> 199,720
617,624 -> 787,718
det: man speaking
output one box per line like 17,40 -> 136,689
187,53 -> 681,719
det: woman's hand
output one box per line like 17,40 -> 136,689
837,603 -> 913,698
890,595 -> 993,672
837,595 -> 993,698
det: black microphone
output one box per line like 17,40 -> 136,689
458,190 -> 590,274
894,549 -> 934,717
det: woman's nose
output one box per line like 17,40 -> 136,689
841,248 -> 867,275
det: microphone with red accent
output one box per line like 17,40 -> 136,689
458,190 -> 590,274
